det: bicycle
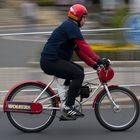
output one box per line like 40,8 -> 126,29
3,65 -> 140,133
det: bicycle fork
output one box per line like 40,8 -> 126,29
104,84 -> 120,112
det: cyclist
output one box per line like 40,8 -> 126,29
40,4 -> 110,118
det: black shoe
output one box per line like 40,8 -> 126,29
59,115 -> 77,121
63,106 -> 84,118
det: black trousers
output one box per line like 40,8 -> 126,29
40,58 -> 85,106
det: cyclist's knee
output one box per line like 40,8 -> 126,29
75,71 -> 85,81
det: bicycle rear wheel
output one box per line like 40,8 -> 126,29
6,82 -> 57,132
95,86 -> 140,131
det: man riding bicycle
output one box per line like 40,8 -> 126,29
40,4 -> 110,118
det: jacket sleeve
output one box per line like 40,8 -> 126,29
74,39 -> 100,67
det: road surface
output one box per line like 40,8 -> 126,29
0,109 -> 140,140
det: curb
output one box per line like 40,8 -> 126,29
27,61 -> 140,68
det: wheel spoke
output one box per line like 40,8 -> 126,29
6,83 -> 56,132
95,87 -> 139,131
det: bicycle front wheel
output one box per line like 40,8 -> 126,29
6,82 -> 57,132
95,86 -> 140,131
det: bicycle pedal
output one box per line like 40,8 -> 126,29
59,115 -> 77,121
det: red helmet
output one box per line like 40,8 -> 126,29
68,4 -> 88,22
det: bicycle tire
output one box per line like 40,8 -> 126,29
94,86 -> 140,131
6,82 -> 57,133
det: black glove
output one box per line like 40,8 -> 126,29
92,64 -> 99,70
97,58 -> 110,68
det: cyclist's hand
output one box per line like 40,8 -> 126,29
97,58 -> 111,68
92,64 -> 99,70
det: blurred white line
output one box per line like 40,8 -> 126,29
2,36 -> 45,42
0,31 -> 52,36
0,28 -> 133,36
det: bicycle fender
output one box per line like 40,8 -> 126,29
92,85 -> 118,108
3,80 -> 59,112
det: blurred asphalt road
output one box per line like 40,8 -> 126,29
1,109 -> 140,140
